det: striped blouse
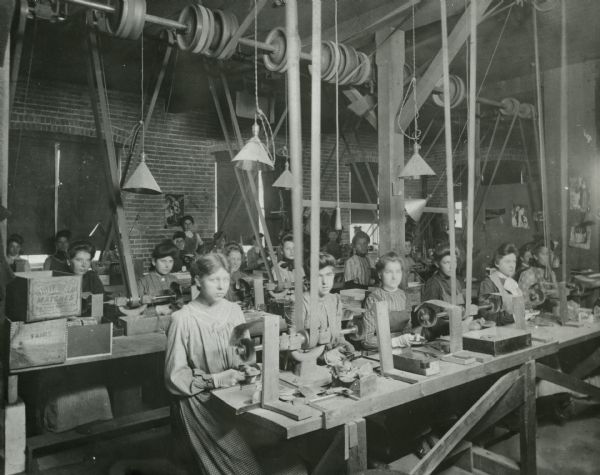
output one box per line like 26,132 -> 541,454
343,254 -> 372,286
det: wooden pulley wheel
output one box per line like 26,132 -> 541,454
321,41 -> 340,82
216,11 -> 239,60
499,97 -> 520,116
518,102 -> 535,119
127,0 -> 146,41
206,8 -> 223,56
192,5 -> 214,54
263,27 -> 288,72
340,45 -> 360,86
432,74 -> 465,108
354,52 -> 372,85
335,43 -> 348,84
106,0 -> 129,38
176,4 -> 200,51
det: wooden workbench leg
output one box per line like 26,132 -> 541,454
519,360 -> 537,475
346,418 -> 367,473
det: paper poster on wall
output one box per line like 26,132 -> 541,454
511,204 -> 529,229
569,224 -> 592,250
164,194 -> 184,228
569,176 -> 590,211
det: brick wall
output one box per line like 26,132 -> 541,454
9,78 -> 357,267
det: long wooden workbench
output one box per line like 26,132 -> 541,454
212,320 -> 600,473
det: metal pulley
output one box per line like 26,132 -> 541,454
105,0 -> 146,40
518,102 -> 536,119
527,283 -> 546,307
499,97 -> 520,116
413,300 -> 500,328
431,74 -> 466,109
315,40 -> 371,86
263,27 -> 288,72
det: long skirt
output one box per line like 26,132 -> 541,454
173,394 -> 263,475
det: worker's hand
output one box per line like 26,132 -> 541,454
324,347 -> 346,366
212,369 -> 245,388
390,334 -> 412,348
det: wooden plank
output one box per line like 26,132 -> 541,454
449,305 -> 463,353
375,300 -> 393,374
397,0 -> 494,132
472,447 -> 520,475
346,418 -> 367,473
513,296 -> 527,331
376,27 -> 405,253
4,400 -> 26,475
519,360 -> 536,475
468,376 -> 524,439
536,362 -> 600,401
409,369 -> 520,475
301,199 -> 377,210
261,314 -> 280,405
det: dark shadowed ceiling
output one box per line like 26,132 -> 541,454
12,0 -> 600,132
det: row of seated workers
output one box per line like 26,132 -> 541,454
5,219 -> 568,473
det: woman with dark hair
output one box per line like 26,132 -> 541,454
44,229 -> 71,272
361,252 -> 410,351
67,240 -> 104,297
224,242 -> 251,307
179,215 -> 203,255
137,240 -> 180,298
477,242 -> 522,325
6,234 -> 30,272
421,243 -> 467,339
516,241 -> 537,279
165,253 -> 262,474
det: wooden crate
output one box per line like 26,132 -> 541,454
6,271 -> 81,322
463,327 -> 531,356
7,318 -> 67,370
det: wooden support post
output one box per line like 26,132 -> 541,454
558,281 -> 568,325
513,295 -> 527,331
261,313 -> 280,406
308,0 -> 322,348
559,0 -> 568,284
345,418 -> 367,473
253,278 -> 265,309
374,301 -> 419,384
86,29 -> 139,303
285,0 -> 305,326
449,305 -> 463,353
376,27 -> 405,252
4,399 -> 26,475
519,360 -> 537,475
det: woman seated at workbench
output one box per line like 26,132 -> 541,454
477,242 -> 523,326
294,252 -> 355,361
165,253 -> 263,474
5,233 -> 30,272
44,229 -> 71,272
224,242 -> 252,307
270,234 -> 305,301
518,242 -> 557,311
420,243 -> 473,340
343,232 -> 373,289
360,252 -> 411,351
67,240 -> 104,316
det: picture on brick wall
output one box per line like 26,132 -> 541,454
511,204 -> 529,229
165,194 -> 185,228
569,222 -> 592,250
569,176 -> 590,211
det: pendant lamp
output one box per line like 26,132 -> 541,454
399,143 -> 436,179
404,198 -> 428,222
123,36 -> 162,195
273,160 -> 294,188
122,152 -> 162,194
232,123 -> 274,172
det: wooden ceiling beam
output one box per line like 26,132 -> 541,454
302,0 -> 420,47
397,0 -> 493,132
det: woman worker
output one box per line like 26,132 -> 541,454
518,243 -> 557,311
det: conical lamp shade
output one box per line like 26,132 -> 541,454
232,124 -> 274,172
405,198 -> 428,221
273,162 -> 294,188
122,153 -> 162,195
399,145 -> 436,179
